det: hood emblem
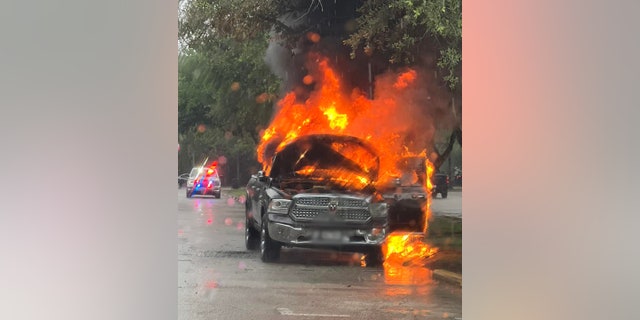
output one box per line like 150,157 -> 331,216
328,200 -> 338,213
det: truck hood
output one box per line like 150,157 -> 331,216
268,134 -> 380,193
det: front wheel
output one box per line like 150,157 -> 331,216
245,217 -> 260,250
260,219 -> 281,262
364,246 -> 384,267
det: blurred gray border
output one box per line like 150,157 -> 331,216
0,1 -> 177,319
1,0 -> 640,319
463,1 -> 640,319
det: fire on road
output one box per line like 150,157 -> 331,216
178,189 -> 461,320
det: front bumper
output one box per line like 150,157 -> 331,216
267,219 -> 387,247
191,186 -> 221,195
383,186 -> 428,202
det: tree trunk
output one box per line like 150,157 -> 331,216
433,127 -> 461,172
236,155 -> 241,182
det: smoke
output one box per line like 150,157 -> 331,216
260,1 -> 456,170
263,7 -> 311,94
258,52 -> 455,182
368,65 -> 454,152
264,38 -> 292,81
264,0 -> 366,93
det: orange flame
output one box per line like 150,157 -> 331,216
379,157 -> 437,281
423,159 -> 435,232
321,104 -> 348,130
393,70 -> 417,89
383,232 -> 438,264
382,232 -> 439,287
257,53 -> 424,186
257,53 -> 439,270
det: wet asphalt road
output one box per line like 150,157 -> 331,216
178,189 -> 462,320
431,192 -> 462,218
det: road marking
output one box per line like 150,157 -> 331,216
276,307 -> 350,317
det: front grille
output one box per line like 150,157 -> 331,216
338,199 -> 366,207
337,208 -> 370,221
295,197 -> 331,206
290,196 -> 371,223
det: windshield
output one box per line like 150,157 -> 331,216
189,167 -> 200,179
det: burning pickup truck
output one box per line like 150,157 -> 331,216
244,134 -> 389,265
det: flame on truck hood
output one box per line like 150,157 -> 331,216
258,53 -> 440,280
257,53 -> 433,189
268,134 -> 379,192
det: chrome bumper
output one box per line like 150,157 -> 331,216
268,222 -> 387,246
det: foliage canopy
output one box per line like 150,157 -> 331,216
178,0 -> 462,179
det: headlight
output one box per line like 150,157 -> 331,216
369,202 -> 388,218
268,199 -> 291,215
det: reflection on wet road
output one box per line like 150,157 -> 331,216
179,189 -> 461,320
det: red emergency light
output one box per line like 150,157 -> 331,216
206,161 -> 218,176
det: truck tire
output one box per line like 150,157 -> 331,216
260,219 -> 281,262
364,246 -> 384,267
245,217 -> 259,250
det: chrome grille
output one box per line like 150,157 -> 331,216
337,209 -> 370,221
338,199 -> 366,207
290,208 -> 319,219
295,197 -> 331,206
291,196 -> 371,222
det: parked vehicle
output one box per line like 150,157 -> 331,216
431,173 -> 449,198
178,173 -> 189,188
244,134 -> 389,265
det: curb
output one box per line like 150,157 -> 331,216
432,269 -> 462,287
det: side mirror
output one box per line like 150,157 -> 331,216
257,171 -> 268,183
